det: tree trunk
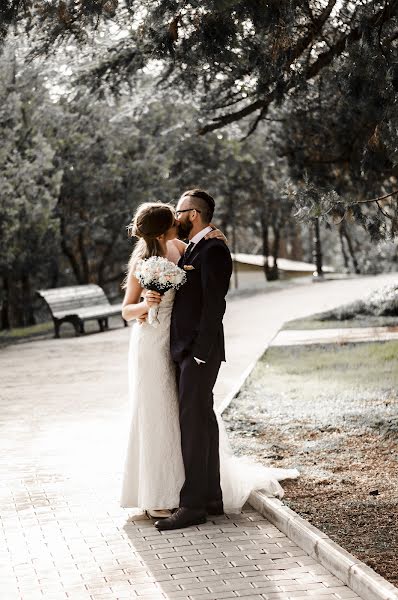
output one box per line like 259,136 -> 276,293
49,258 -> 59,288
260,213 -> 270,281
342,222 -> 360,274
78,228 -> 90,283
290,223 -> 303,261
1,275 -> 10,330
312,219 -> 324,277
8,276 -> 24,328
231,219 -> 238,289
338,223 -> 350,271
59,214 -> 83,283
21,271 -> 36,326
98,226 -> 122,287
268,225 -> 280,281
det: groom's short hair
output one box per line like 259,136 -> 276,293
182,189 -> 215,223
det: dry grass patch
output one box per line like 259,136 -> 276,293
224,341 -> 398,586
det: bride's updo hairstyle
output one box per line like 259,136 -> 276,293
122,202 -> 175,288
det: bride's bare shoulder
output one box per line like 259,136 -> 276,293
169,238 -> 186,256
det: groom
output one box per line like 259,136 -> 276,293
155,189 -> 232,531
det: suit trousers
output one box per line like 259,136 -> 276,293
175,348 -> 223,510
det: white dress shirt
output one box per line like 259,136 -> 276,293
189,225 -> 213,248
188,226 -> 213,365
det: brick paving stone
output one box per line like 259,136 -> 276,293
3,280 -> 392,600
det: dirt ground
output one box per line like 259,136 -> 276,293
223,340 -> 398,587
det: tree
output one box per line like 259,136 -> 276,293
0,42 -> 62,328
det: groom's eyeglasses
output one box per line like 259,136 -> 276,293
175,208 -> 202,217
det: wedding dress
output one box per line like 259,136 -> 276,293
120,288 -> 298,512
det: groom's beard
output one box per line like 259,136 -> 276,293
177,219 -> 193,240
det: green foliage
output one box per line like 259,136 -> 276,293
0,44 -> 62,327
2,1 -> 396,239
0,87 -> 61,272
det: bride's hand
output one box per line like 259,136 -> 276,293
144,290 -> 162,309
206,225 -> 228,244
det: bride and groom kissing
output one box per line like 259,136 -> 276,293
120,188 -> 298,531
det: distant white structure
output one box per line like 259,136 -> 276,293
230,253 -> 334,289
232,253 -> 334,275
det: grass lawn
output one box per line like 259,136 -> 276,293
283,314 -> 398,330
0,321 -> 55,345
0,314 -> 126,346
224,340 -> 398,586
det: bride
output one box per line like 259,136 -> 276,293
120,200 -> 298,522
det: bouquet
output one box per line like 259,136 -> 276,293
135,256 -> 187,327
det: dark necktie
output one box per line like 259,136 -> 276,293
184,241 -> 195,261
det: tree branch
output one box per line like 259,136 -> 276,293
289,0 -> 337,63
355,189 -> 398,205
322,189 -> 398,220
199,2 -> 396,136
199,97 -> 272,135
376,200 -> 394,219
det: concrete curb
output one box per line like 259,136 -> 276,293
249,491 -> 398,600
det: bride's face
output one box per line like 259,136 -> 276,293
164,216 -> 179,241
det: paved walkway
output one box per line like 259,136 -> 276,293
1,273 -> 396,600
271,325 -> 398,347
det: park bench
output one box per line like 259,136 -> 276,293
37,284 -> 127,338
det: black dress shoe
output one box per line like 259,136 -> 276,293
206,501 -> 224,516
155,507 -> 207,531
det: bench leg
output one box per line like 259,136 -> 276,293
69,316 -> 83,336
99,317 -> 109,331
54,319 -> 61,339
55,316 -> 82,337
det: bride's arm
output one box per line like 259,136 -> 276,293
121,270 -> 160,322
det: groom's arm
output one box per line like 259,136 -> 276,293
192,242 -> 232,363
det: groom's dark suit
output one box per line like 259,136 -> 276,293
170,236 -> 232,510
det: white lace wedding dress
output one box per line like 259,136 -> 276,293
120,289 -> 298,512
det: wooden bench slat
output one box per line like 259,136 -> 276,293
53,304 -> 123,319
46,297 -> 110,312
38,285 -> 104,297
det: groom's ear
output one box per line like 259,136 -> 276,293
189,209 -> 201,223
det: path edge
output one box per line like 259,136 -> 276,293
249,491 -> 398,600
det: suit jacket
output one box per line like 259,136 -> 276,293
170,237 -> 233,363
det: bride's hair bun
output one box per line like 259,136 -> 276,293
127,202 -> 175,241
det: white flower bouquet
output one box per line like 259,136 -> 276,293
135,256 -> 187,327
